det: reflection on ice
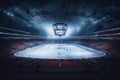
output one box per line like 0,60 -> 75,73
14,44 -> 106,59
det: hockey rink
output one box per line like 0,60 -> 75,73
14,44 -> 106,59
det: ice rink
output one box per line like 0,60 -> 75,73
14,44 -> 106,59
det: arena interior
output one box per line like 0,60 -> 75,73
0,0 -> 120,80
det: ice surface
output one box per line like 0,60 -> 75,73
14,44 -> 106,59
